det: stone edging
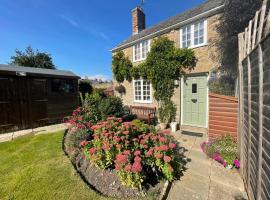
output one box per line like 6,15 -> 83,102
0,123 -> 68,143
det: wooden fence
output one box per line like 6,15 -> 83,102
208,93 -> 238,140
238,0 -> 270,199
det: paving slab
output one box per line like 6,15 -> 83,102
210,162 -> 245,190
209,180 -> 248,200
185,158 -> 211,178
168,184 -> 207,200
168,129 -> 247,200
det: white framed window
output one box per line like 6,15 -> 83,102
181,25 -> 191,48
133,79 -> 152,103
180,19 -> 207,48
133,40 -> 150,62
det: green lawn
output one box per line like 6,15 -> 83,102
0,131 -> 107,200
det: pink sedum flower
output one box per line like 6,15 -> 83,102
134,150 -> 141,156
169,143 -> 176,149
164,156 -> 171,163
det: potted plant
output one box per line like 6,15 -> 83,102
158,100 -> 176,130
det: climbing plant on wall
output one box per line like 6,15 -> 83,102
112,37 -> 197,123
112,51 -> 132,83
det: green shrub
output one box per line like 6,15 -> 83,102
131,119 -> 156,133
99,96 -> 124,120
79,79 -> 93,99
80,93 -> 102,124
158,100 -> 176,124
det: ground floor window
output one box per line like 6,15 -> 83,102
133,79 -> 151,103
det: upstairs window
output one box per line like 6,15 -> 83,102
182,25 -> 191,48
180,20 -> 207,48
133,79 -> 151,103
133,40 -> 150,62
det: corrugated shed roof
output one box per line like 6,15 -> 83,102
0,64 -> 80,79
112,0 -> 225,51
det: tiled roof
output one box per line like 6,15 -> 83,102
112,0 -> 225,51
0,64 -> 80,79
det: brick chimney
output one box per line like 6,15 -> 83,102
132,7 -> 145,35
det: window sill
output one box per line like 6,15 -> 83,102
134,100 -> 153,104
133,58 -> 146,63
180,43 -> 208,49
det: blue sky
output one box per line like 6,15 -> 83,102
0,0 -> 204,80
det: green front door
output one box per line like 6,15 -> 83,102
182,75 -> 207,127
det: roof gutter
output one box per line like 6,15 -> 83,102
111,4 -> 224,52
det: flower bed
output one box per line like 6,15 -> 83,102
201,135 -> 240,169
81,117 -> 181,189
64,115 -> 182,198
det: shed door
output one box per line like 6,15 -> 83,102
30,78 -> 48,128
182,75 -> 207,127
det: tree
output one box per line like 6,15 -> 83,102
10,46 -> 56,69
213,0 -> 262,87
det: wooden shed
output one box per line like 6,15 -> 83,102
0,64 -> 80,133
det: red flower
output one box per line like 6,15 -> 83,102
159,137 -> 166,142
155,153 -> 163,159
113,136 -> 120,143
116,144 -> 121,150
80,140 -> 89,147
169,143 -> 176,149
77,116 -> 83,121
155,146 -> 160,151
146,149 -> 153,156
134,156 -> 141,162
89,147 -> 96,155
164,156 -> 171,163
116,154 -> 127,164
160,145 -> 169,151
124,164 -> 132,172
134,150 -> 141,156
123,150 -> 131,155
132,161 -> 142,173
123,131 -> 129,135
117,118 -> 123,122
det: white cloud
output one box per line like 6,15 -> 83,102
84,74 -> 111,82
59,15 -> 79,27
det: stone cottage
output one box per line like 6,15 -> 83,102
112,0 -> 224,129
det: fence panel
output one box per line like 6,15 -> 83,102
238,1 -> 270,199
261,36 -> 270,200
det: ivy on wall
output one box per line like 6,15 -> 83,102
112,37 -> 197,123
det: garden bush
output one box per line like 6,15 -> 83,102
201,134 -> 240,169
80,117 -> 181,189
158,100 -> 177,124
98,96 -> 124,120
79,79 -> 93,100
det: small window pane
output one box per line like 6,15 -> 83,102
182,25 -> 191,48
192,84 -> 197,94
194,21 -> 204,46
51,79 -> 75,93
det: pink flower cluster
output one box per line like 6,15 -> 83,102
82,117 -> 178,177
